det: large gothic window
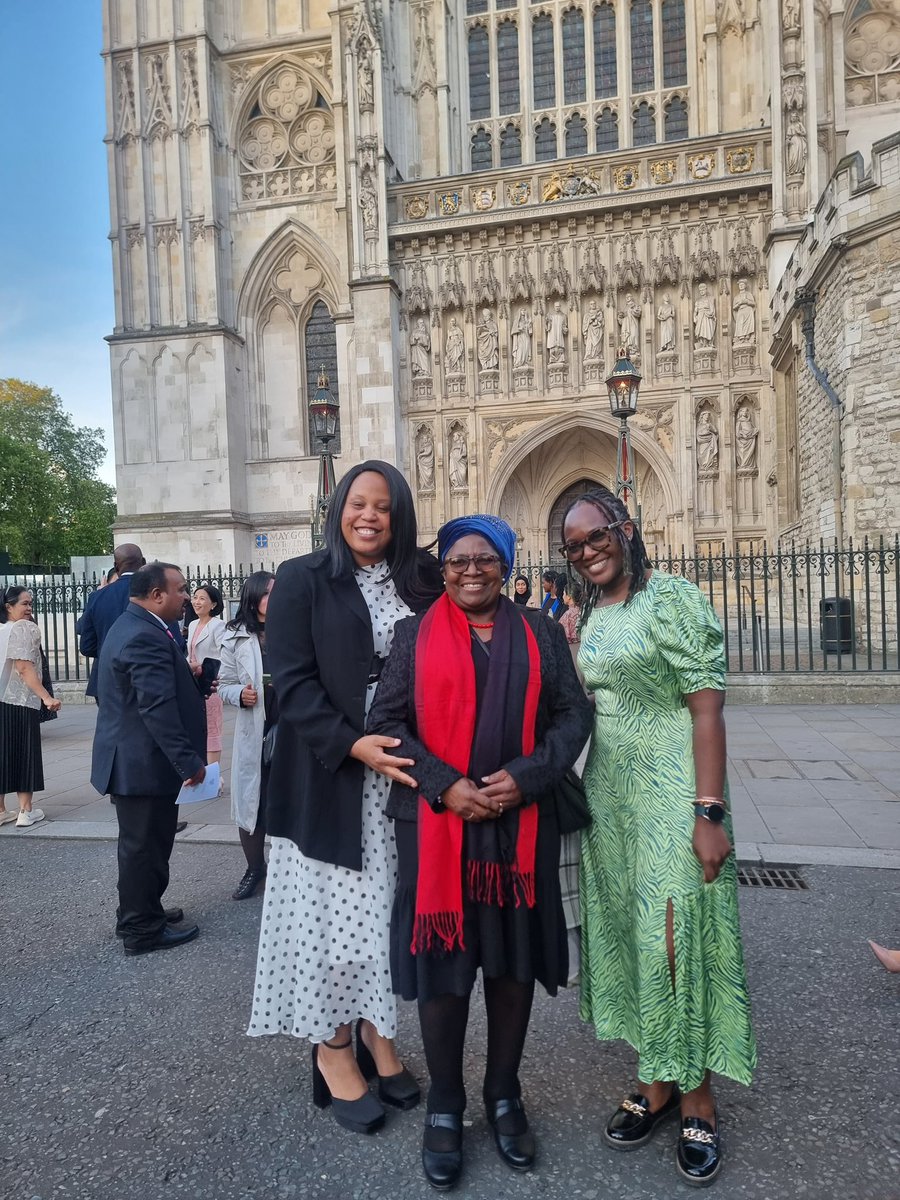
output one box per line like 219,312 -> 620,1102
844,0 -> 900,107
630,0 -> 655,93
661,0 -> 687,87
535,116 -> 557,160
500,122 -> 523,165
632,100 -> 656,146
471,126 -> 493,170
497,21 -> 521,114
664,95 -> 688,141
468,26 -> 491,119
595,107 -> 619,152
237,64 -> 336,204
305,301 -> 340,454
562,8 -> 586,104
532,15 -> 556,108
593,3 -> 618,98
565,113 -> 588,156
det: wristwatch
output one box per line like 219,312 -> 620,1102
694,801 -> 726,824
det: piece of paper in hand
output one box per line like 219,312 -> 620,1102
176,760 -> 221,804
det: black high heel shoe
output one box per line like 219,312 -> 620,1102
485,1097 -> 536,1172
311,1037 -> 385,1134
422,1112 -> 463,1191
355,1020 -> 421,1110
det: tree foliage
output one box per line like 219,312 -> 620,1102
0,379 -> 116,568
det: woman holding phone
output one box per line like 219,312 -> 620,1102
187,584 -> 226,785
219,571 -> 276,900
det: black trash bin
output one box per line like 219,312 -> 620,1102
820,596 -> 853,654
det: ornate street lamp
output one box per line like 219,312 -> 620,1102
605,347 -> 642,530
308,365 -> 339,549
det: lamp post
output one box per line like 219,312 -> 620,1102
605,347 -> 642,531
308,365 -> 339,550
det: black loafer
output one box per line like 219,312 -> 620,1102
676,1114 -> 722,1187
604,1088 -> 680,1150
232,866 -> 266,900
422,1112 -> 463,1191
486,1097 -> 535,1172
116,908 -> 184,938
123,924 -> 199,956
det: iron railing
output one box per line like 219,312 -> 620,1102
3,538 -> 898,681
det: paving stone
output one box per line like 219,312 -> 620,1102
743,759 -> 802,779
755,805 -> 865,847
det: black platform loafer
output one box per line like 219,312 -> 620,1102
123,924 -> 199,956
486,1097 -> 535,1172
676,1114 -> 722,1187
604,1088 -> 680,1151
116,907 -> 184,938
232,866 -> 266,900
422,1112 -> 463,1191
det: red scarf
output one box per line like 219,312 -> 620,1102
411,594 -> 541,954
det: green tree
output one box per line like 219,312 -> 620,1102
0,379 -> 116,568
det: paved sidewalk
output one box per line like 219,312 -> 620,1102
2,699 -> 899,867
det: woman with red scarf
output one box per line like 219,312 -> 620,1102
368,514 -> 592,1190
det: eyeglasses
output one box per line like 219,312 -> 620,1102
443,553 -> 503,573
558,522 -> 624,561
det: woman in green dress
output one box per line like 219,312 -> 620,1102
561,486 -> 755,1188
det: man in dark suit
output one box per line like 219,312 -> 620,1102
91,562 -> 207,956
79,543 -> 146,699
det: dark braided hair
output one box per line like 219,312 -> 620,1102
561,486 -> 652,618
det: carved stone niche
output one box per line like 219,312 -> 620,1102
732,344 -> 757,373
583,361 -> 604,385
413,377 -> 434,401
693,347 -> 718,375
656,351 -> 679,378
513,365 -> 534,392
446,374 -> 467,398
479,369 -> 500,395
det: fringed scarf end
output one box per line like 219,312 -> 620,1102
466,860 -> 537,909
411,911 -> 465,955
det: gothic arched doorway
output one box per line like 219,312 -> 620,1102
547,477 -> 606,563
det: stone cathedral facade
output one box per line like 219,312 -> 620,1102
103,1 -> 900,567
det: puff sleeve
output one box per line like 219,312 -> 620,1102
654,575 -> 726,695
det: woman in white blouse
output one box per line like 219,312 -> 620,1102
0,587 -> 62,828
187,584 -> 227,783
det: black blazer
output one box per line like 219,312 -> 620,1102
367,599 -> 594,822
90,604 -> 207,797
79,575 -> 185,696
265,549 -> 442,871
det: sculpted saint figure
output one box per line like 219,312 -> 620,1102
511,307 -> 533,369
359,176 -> 378,234
696,411 -> 719,474
445,317 -> 465,375
732,280 -> 756,345
618,293 -> 641,355
416,426 -> 435,492
546,300 -> 569,364
477,308 -> 499,372
735,406 -> 759,470
409,318 -> 432,377
786,113 -> 808,175
656,294 -> 676,352
448,428 -> 468,490
582,300 -> 604,363
358,42 -> 374,107
693,283 -> 717,347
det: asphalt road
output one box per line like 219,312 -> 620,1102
1,840 -> 898,1200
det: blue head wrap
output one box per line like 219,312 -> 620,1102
437,515 -> 517,583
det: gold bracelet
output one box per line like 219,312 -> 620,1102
695,796 -> 725,806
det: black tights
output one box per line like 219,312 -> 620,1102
419,975 -> 535,1117
239,823 -> 265,872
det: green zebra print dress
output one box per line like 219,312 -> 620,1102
577,571 -> 756,1091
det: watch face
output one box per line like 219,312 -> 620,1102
706,803 -> 726,824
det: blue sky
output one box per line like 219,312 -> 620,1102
0,4 -> 116,483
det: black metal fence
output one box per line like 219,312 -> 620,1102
4,538 -> 898,681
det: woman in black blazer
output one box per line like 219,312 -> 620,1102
247,460 -> 442,1137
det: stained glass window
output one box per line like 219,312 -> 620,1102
532,14 -> 556,108
630,0 -> 655,93
305,301 -> 340,454
565,113 -> 588,156
471,127 -> 493,170
664,95 -> 688,141
662,0 -> 688,87
535,116 -> 557,160
595,107 -> 619,152
500,122 -> 523,166
562,8 -> 586,104
468,26 -> 491,120
466,0 -> 488,13
593,3 -> 618,98
498,21 -> 521,114
632,100 -> 656,145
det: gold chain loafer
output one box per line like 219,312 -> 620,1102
603,1088 -> 681,1150
676,1114 -> 722,1187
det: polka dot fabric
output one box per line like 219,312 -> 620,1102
247,561 -> 413,1044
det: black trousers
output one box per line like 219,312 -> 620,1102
113,792 -> 179,943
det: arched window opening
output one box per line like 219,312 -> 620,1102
534,116 -> 557,160
305,300 -> 340,454
630,0 -> 655,94
595,106 -> 619,152
632,100 -> 656,146
565,113 -> 588,157
500,122 -> 523,166
562,8 -> 587,104
664,95 -> 688,141
498,21 -> 521,114
661,0 -> 687,87
532,14 -> 556,108
471,126 -> 493,170
468,26 -> 491,119
593,3 -> 618,98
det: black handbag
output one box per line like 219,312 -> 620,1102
554,767 -> 591,834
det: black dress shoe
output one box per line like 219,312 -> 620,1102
485,1097 -> 535,1172
311,1040 -> 385,1135
116,908 -> 184,938
123,924 -> 199,956
355,1021 -> 421,1109
232,866 -> 266,900
676,1114 -> 722,1187
604,1088 -> 681,1151
175,821 -> 188,833
422,1112 -> 463,1191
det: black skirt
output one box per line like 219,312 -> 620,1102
0,702 -> 44,793
391,809 -> 568,1004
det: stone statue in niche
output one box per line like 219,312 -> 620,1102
581,299 -> 604,363
693,283 -> 717,348
511,307 -> 533,368
445,317 -> 465,375
783,0 -> 800,31
786,113 -> 807,175
546,300 -> 569,364
732,279 -> 756,345
415,425 -> 435,492
477,308 -> 499,372
358,41 -> 374,108
696,411 -> 719,475
656,294 -> 676,352
359,174 -> 378,235
735,406 -> 759,470
409,318 -> 432,377
448,427 -> 469,490
618,293 -> 641,356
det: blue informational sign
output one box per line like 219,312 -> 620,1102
255,533 -> 268,549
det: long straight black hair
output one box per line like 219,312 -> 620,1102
227,570 -> 275,636
322,459 -> 436,605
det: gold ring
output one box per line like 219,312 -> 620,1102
498,802 -> 504,814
